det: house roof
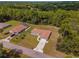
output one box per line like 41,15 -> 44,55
10,23 -> 29,33
0,23 -> 10,29
31,28 -> 52,40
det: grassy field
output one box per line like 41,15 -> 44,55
5,20 -> 21,31
1,20 -> 66,57
11,26 -> 38,49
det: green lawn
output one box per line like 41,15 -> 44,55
5,20 -> 21,31
11,26 -> 38,49
6,20 -> 21,26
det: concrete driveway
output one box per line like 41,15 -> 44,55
2,36 -> 13,42
0,34 -> 54,58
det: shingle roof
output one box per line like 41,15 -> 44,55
10,24 -> 29,33
0,23 -> 10,29
31,28 -> 52,40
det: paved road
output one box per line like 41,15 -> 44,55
0,33 -> 54,58
2,41 -> 53,58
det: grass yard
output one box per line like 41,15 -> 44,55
11,26 -> 38,49
1,20 -> 66,57
5,20 -> 21,31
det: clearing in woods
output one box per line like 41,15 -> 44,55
3,20 -> 66,57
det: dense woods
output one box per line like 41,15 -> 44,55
0,1 -> 79,56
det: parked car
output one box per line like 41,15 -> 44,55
10,33 -> 15,37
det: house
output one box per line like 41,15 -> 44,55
9,23 -> 29,35
31,28 -> 52,40
31,28 -> 52,53
0,23 -> 11,30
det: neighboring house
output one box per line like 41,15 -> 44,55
31,28 -> 52,53
9,23 -> 29,35
31,28 -> 52,40
0,23 -> 11,30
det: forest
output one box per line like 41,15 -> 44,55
0,1 -> 79,57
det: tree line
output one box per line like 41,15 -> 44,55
1,1 -> 79,11
0,1 -> 79,57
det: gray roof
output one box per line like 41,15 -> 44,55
0,23 -> 10,29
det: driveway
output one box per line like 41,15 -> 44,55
0,35 -> 54,58
2,36 -> 13,42
33,38 -> 47,53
